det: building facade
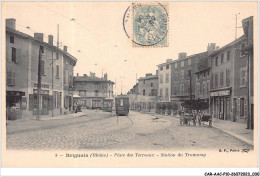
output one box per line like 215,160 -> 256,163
73,73 -> 114,109
170,52 -> 205,110
127,72 -> 158,111
6,18 -> 77,120
242,16 -> 254,129
209,36 -> 247,122
157,59 -> 172,102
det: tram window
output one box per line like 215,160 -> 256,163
120,99 -> 124,106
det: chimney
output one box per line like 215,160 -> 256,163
83,74 -> 87,78
63,46 -> 67,52
166,59 -> 172,63
178,52 -> 187,60
6,18 -> 16,29
77,73 -> 79,77
146,73 -> 152,77
34,33 -> 44,42
207,43 -> 216,52
104,73 -> 107,80
90,72 -> 96,78
48,35 -> 53,45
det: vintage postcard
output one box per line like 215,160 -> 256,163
1,1 -> 259,171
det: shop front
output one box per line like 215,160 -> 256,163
210,89 -> 232,121
6,91 -> 25,120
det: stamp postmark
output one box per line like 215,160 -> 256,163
123,2 -> 169,47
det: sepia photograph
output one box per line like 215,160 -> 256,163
1,1 -> 258,171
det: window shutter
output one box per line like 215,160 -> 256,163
7,71 -> 12,86
29,94 -> 34,111
12,71 -> 15,85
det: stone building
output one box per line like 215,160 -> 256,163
209,36 -> 247,122
73,73 -> 114,109
127,72 -> 158,111
157,59 -> 172,102
6,18 -> 77,120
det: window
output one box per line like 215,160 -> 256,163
240,98 -> 245,117
240,67 -> 247,87
56,65 -> 59,78
180,84 -> 184,95
151,83 -> 153,87
220,71 -> 224,86
203,71 -> 206,77
215,73 -> 218,88
165,88 -> 169,97
221,54 -> 224,64
7,71 -> 15,86
180,70 -> 184,79
166,73 -> 169,83
173,85 -> 177,95
160,74 -> 163,83
227,50 -> 231,61
160,66 -> 163,71
10,36 -> 14,44
226,69 -> 231,86
41,60 -> 45,75
120,99 -> 124,106
211,74 -> 214,89
207,80 -> 210,92
196,83 -> 200,94
166,64 -> 169,69
143,89 -> 145,96
79,90 -> 86,97
181,61 -> 184,67
215,57 -> 218,66
40,46 -> 44,54
188,59 -> 191,65
64,70 -> 68,84
160,88 -> 163,96
11,47 -> 16,63
175,63 -> 177,68
197,74 -> 200,80
143,80 -> 145,84
95,90 -> 99,97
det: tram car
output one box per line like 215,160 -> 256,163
102,98 -> 113,112
115,95 -> 129,116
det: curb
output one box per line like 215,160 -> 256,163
213,125 -> 254,146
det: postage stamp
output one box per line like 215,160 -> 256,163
132,2 -> 168,47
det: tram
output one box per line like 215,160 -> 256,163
115,95 -> 129,116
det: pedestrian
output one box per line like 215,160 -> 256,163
10,104 -> 17,120
75,103 -> 78,113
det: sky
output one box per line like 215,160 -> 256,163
2,1 -> 258,95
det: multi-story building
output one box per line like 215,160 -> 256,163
157,59 -> 172,102
241,16 -> 254,129
194,43 -> 217,109
73,73 -> 114,109
170,52 -> 207,110
127,72 -> 158,111
63,47 -> 77,113
209,36 -> 247,122
6,18 -> 77,119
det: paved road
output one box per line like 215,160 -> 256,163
6,110 -> 253,150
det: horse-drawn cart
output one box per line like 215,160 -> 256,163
180,112 -> 196,126
198,114 -> 212,127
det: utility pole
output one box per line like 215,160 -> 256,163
189,69 -> 192,110
51,51 -> 54,117
235,13 -> 242,40
37,47 -> 42,121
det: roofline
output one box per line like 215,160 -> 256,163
209,35 -> 245,56
157,51 -> 207,67
6,27 -> 77,63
